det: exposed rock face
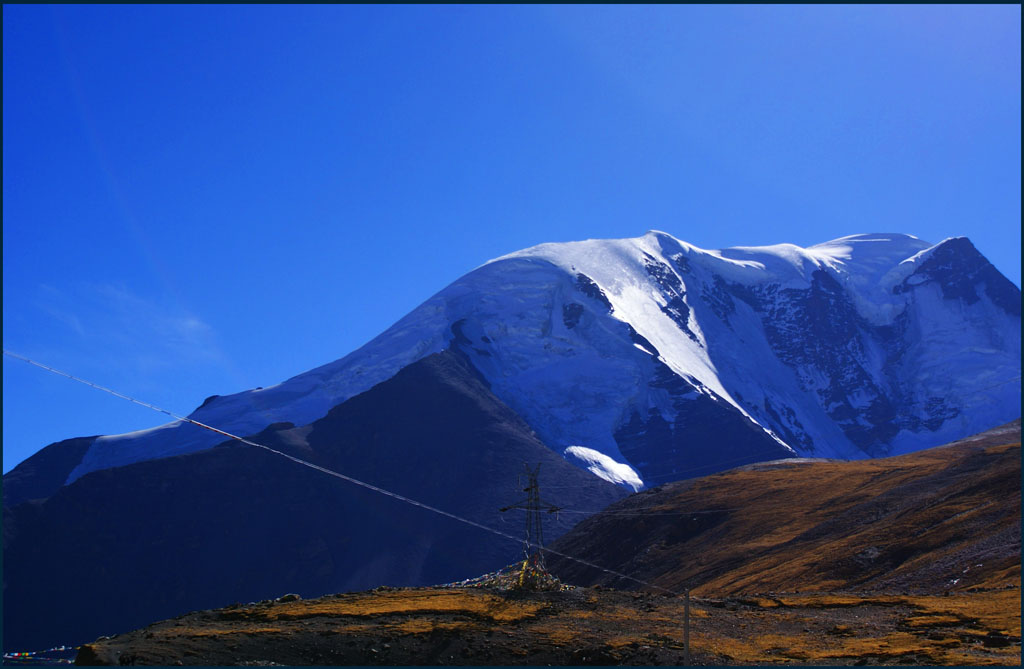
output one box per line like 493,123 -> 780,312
896,236 -> 1021,315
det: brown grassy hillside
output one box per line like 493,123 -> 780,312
549,420 -> 1021,597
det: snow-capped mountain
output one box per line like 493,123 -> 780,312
4,231 -> 1020,650
21,232 -> 1023,497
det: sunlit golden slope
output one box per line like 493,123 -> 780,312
550,420 -> 1021,596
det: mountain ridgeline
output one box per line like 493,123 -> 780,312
3,231 -> 1020,650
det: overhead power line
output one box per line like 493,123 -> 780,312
2,349 -> 683,597
505,506 -> 738,517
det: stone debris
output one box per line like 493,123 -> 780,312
435,555 -> 575,592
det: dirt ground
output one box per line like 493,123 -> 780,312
74,585 -> 1020,666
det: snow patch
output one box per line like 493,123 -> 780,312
565,445 -> 644,492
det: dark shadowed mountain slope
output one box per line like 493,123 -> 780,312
2,350 -> 624,651
549,419 -> 1021,596
2,436 -> 97,507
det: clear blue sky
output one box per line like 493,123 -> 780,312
3,5 -> 1020,473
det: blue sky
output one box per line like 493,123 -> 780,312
3,5 -> 1020,473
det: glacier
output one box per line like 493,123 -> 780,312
65,231 -> 1021,489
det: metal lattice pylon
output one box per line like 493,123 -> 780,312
499,463 -> 561,571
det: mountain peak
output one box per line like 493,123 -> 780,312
899,235 -> 1020,316
24,230 -> 1019,493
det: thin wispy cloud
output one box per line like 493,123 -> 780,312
35,285 -> 87,337
31,282 -> 225,376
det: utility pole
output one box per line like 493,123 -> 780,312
684,588 -> 691,665
499,463 -> 561,573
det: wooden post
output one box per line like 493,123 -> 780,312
684,588 -> 691,665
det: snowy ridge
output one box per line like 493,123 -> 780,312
65,231 -> 1021,490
